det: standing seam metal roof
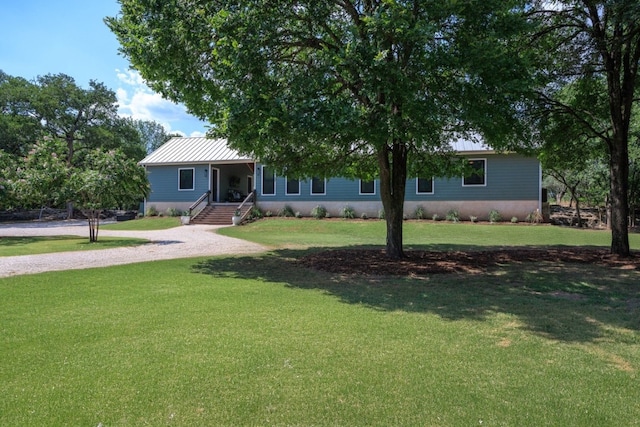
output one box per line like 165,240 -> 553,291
140,136 -> 496,166
139,137 -> 253,165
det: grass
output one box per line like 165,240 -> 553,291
101,216 -> 181,231
1,220 -> 639,425
220,217 -> 640,250
0,235 -> 148,257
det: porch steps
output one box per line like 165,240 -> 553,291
190,205 -> 251,225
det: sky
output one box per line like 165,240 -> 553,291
0,0 -> 208,137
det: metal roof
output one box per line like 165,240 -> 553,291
140,136 -> 496,166
139,137 -> 253,165
450,136 -> 494,153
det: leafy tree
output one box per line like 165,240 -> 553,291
108,0 -> 535,258
127,118 -> 174,154
11,138 -> 70,210
532,1 -> 640,256
0,149 -> 17,209
0,71 -> 44,157
30,73 -> 120,166
70,148 -> 150,242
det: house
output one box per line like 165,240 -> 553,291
139,137 -> 544,224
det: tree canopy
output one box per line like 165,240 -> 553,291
531,0 -> 640,256
108,0 -> 536,258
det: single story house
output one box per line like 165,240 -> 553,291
139,137 -> 544,223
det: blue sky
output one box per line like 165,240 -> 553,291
0,0 -> 207,137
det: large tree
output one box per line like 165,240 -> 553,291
532,0 -> 640,256
109,0 -> 535,258
0,71 -> 44,158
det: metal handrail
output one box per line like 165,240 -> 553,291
236,191 -> 255,221
188,191 -> 211,217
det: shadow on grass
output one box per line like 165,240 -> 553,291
192,245 -> 640,344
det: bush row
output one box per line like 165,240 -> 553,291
257,205 -> 544,224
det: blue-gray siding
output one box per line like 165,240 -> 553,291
257,154 -> 539,202
146,165 -> 210,203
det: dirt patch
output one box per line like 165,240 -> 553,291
300,247 -> 639,276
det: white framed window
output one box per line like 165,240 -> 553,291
463,159 -> 486,186
311,177 -> 326,195
178,168 -> 195,191
359,179 -> 375,195
262,166 -> 276,195
416,177 -> 434,194
286,177 -> 300,195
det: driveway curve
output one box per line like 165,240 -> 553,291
0,221 -> 267,278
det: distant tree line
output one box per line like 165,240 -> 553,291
0,71 -> 174,239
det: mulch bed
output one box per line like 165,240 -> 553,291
299,248 -> 639,276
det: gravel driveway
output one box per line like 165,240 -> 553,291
0,220 -> 266,278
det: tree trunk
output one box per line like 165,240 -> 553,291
378,141 -> 408,259
609,139 -> 630,256
85,209 -> 102,242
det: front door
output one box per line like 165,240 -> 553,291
211,167 -> 219,202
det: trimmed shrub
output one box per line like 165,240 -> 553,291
488,209 -> 502,223
311,205 -> 327,219
249,207 -> 264,219
432,213 -> 441,221
166,207 -> 181,217
146,205 -> 158,217
278,205 -> 295,217
414,206 -> 426,220
446,209 -> 460,223
341,205 -> 355,219
470,215 -> 478,223
511,216 -> 519,223
360,212 -> 368,220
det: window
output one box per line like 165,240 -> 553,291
417,177 -> 434,194
262,166 -> 275,195
311,177 -> 325,195
463,159 -> 486,186
286,177 -> 300,195
360,180 -> 375,195
178,168 -> 195,191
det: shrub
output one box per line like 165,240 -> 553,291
360,212 -> 368,220
470,215 -> 478,223
295,211 -> 302,218
378,209 -> 385,220
249,207 -> 264,219
414,206 -> 426,220
311,205 -> 327,219
526,209 -> 543,224
488,209 -> 502,223
432,213 -> 441,221
278,205 -> 295,217
511,216 -> 519,223
446,209 -> 460,223
166,207 -> 181,217
146,205 -> 158,217
341,205 -> 355,219
265,210 -> 273,217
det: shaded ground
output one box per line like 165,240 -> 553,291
300,247 -> 639,276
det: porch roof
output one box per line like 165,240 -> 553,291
139,137 -> 253,166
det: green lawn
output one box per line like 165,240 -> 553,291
0,235 -> 148,257
1,220 -> 638,426
101,216 -> 181,230
220,217 -> 640,250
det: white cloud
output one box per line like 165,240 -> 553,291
114,69 -> 206,136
